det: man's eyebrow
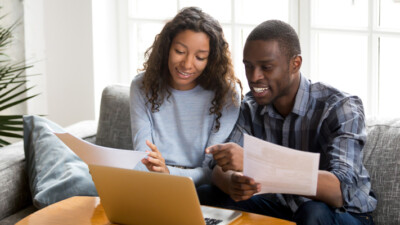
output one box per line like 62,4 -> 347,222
243,59 -> 274,64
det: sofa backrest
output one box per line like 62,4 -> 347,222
364,118 -> 400,225
96,85 -> 400,225
95,84 -> 133,150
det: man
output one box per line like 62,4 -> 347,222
200,20 -> 377,225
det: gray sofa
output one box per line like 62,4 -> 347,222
0,84 -> 399,225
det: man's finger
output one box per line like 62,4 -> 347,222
232,173 -> 255,184
214,157 -> 230,167
205,144 -> 223,154
231,188 -> 258,197
231,193 -> 253,202
211,150 -> 229,160
221,164 -> 236,172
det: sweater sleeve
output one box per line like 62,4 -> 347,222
167,163 -> 212,186
129,75 -> 151,171
206,83 -> 241,147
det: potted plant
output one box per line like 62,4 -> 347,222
0,12 -> 38,147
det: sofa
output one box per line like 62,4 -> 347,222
0,84 -> 399,225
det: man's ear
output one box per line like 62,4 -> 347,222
291,55 -> 302,73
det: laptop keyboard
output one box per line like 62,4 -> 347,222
204,217 -> 223,225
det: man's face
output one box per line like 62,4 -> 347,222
243,40 -> 298,107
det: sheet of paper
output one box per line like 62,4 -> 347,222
54,132 -> 147,170
243,134 -> 320,196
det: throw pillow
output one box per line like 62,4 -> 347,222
23,115 -> 97,209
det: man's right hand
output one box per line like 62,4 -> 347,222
229,172 -> 261,202
205,142 -> 244,172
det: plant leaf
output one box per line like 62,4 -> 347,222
0,131 -> 22,138
0,138 -> 11,146
0,125 -> 23,131
0,93 -> 39,111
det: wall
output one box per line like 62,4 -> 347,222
24,0 -> 96,127
0,0 -> 26,115
92,0 -> 122,119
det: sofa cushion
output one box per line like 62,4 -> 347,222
95,84 -> 133,150
364,118 -> 400,225
23,115 -> 97,209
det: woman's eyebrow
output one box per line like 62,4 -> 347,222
175,41 -> 209,53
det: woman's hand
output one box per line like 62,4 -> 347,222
141,140 -> 170,174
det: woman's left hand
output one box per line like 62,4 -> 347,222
141,140 -> 170,174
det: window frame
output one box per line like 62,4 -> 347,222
117,0 -> 400,117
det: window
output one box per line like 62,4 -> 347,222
122,0 -> 294,94
302,0 -> 400,117
119,0 -> 400,118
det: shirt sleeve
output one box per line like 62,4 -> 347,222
322,96 -> 373,211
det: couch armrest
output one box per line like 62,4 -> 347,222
65,120 -> 98,143
0,142 -> 31,221
0,119 -> 98,221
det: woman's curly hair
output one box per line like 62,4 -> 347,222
140,7 -> 242,131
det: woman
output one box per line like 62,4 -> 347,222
130,7 -> 242,186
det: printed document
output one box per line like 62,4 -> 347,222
54,132 -> 147,169
243,134 -> 320,196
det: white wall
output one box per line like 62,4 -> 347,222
0,0 -> 26,115
92,0 -> 122,119
24,0 -> 96,127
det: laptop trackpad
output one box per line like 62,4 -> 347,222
201,206 -> 242,225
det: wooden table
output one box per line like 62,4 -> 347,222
16,196 -> 295,225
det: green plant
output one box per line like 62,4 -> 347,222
0,15 -> 38,147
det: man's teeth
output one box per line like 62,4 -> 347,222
253,87 -> 269,93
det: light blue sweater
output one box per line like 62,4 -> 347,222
129,73 -> 240,186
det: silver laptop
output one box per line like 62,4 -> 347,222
88,164 -> 241,225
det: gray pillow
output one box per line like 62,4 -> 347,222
23,115 -> 97,209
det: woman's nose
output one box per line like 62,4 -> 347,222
182,55 -> 193,69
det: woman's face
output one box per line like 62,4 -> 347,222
168,30 -> 210,90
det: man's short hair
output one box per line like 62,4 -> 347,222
246,20 -> 301,62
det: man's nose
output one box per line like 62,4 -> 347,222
247,67 -> 263,82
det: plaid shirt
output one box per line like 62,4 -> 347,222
228,74 -> 377,214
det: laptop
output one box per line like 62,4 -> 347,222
88,164 -> 242,225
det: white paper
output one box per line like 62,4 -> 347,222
54,132 -> 147,170
243,134 -> 320,196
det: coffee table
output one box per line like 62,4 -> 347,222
16,196 -> 295,225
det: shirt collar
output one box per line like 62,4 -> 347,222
292,73 -> 310,117
260,73 -> 310,117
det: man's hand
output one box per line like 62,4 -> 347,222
141,140 -> 170,174
229,172 -> 261,201
205,142 -> 244,172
